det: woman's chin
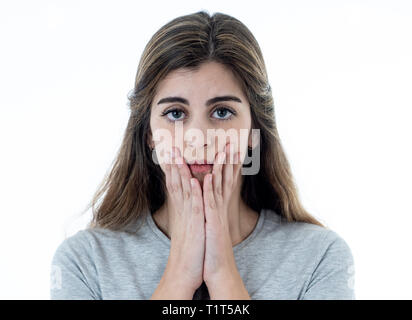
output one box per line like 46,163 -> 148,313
192,171 -> 206,180
191,171 -> 210,184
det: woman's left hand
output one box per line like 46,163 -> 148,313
202,142 -> 245,292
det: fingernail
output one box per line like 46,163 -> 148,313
171,149 -> 176,158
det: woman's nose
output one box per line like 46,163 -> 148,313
181,119 -> 214,160
183,118 -> 212,148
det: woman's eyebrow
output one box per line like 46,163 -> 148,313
157,95 -> 242,107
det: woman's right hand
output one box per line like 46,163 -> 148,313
162,146 -> 206,294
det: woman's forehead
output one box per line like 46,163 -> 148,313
154,62 -> 245,104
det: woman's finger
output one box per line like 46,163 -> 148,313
190,178 -> 204,216
164,150 -> 173,193
212,149 -> 225,203
233,151 -> 242,182
170,147 -> 183,202
223,142 -> 234,196
175,148 -> 193,212
203,173 -> 216,213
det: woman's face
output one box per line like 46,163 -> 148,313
149,61 -> 252,184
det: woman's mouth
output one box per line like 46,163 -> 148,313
188,164 -> 213,174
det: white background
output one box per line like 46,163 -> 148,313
0,0 -> 411,299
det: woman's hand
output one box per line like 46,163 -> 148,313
162,146 -> 206,294
202,142 -> 244,286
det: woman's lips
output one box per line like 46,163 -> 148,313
188,164 -> 213,173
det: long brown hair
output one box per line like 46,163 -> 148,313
83,10 -> 325,231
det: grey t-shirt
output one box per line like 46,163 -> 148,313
50,208 -> 355,299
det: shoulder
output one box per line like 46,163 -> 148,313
262,209 -> 355,299
50,229 -> 101,299
52,229 -> 91,258
52,215 -> 149,265
50,226 -> 125,299
50,222 -> 144,300
53,219 -> 143,257
51,229 -> 96,270
262,208 -> 355,273
303,229 -> 355,299
262,208 -> 329,242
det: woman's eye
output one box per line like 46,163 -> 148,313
163,109 -> 185,121
212,107 -> 234,120
161,106 -> 235,122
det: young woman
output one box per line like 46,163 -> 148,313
50,11 -> 355,300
